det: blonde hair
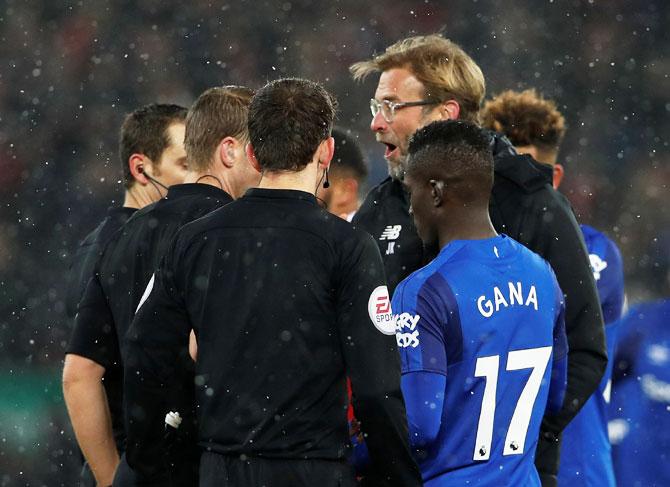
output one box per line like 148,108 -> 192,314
185,86 -> 254,171
481,89 -> 566,154
350,34 -> 486,123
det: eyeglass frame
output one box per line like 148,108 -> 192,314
370,98 -> 442,123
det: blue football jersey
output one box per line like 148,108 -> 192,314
609,300 -> 670,487
558,225 -> 625,486
393,235 -> 567,486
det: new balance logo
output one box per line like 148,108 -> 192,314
379,225 -> 402,241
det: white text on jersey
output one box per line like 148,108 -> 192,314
477,282 -> 538,318
395,312 -> 420,348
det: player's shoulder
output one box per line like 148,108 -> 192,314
580,224 -> 621,258
394,254 -> 449,302
626,299 -> 670,325
505,236 -> 562,293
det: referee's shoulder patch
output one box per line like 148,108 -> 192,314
367,286 -> 395,335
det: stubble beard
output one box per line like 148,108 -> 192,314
388,153 -> 409,181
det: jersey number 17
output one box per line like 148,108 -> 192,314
472,346 -> 553,461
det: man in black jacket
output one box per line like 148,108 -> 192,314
67,86 -> 259,486
350,34 -> 606,486
125,78 -> 421,487
63,103 -> 188,487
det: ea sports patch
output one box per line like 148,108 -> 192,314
367,285 -> 395,335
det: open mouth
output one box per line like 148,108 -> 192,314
383,142 -> 397,158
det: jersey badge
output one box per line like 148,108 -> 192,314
588,253 -> 608,281
367,286 -> 395,335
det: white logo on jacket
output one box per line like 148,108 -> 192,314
379,225 -> 402,241
395,313 -> 420,348
367,286 -> 395,335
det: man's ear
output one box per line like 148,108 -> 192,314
218,136 -> 238,168
429,179 -> 445,207
128,154 -> 150,185
245,143 -> 262,173
318,136 -> 335,169
441,100 -> 461,121
553,163 -> 565,190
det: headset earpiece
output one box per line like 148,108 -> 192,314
323,168 -> 330,189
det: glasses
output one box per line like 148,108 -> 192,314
370,98 -> 441,123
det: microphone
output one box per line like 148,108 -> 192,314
138,166 -> 169,196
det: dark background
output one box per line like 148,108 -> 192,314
0,1 -> 667,484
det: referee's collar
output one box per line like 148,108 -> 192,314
244,188 -> 318,205
165,183 -> 233,202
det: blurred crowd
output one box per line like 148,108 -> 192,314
0,0 -> 667,484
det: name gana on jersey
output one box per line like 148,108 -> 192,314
477,281 -> 538,318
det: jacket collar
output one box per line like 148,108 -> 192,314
489,131 -> 553,193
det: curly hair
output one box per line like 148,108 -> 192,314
481,89 -> 566,153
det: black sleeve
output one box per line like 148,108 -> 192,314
525,192 -> 607,481
123,240 -> 191,481
336,231 -> 422,487
66,274 -> 120,370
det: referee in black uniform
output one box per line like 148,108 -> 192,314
63,103 -> 188,487
68,86 -> 259,487
125,78 -> 421,487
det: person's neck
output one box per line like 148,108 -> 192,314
331,200 -> 358,218
183,170 -> 232,196
437,209 -> 498,250
257,163 -> 319,194
123,186 -> 160,209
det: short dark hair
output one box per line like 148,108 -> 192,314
119,103 -> 187,188
248,78 -> 337,172
185,86 -> 254,171
407,120 -> 493,204
331,127 -> 368,183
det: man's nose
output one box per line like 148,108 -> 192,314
370,110 -> 388,132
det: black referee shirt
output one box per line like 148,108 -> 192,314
126,188 -> 421,486
65,205 -> 136,454
68,184 -> 232,484
66,206 -> 137,318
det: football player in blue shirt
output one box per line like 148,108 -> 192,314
609,299 -> 670,486
481,89 -> 626,486
393,120 -> 568,485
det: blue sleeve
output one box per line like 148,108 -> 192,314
392,277 -> 448,375
548,281 -> 568,413
597,239 -> 625,325
401,371 -> 446,450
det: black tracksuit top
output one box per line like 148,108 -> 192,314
125,188 -> 422,486
353,133 -> 607,479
